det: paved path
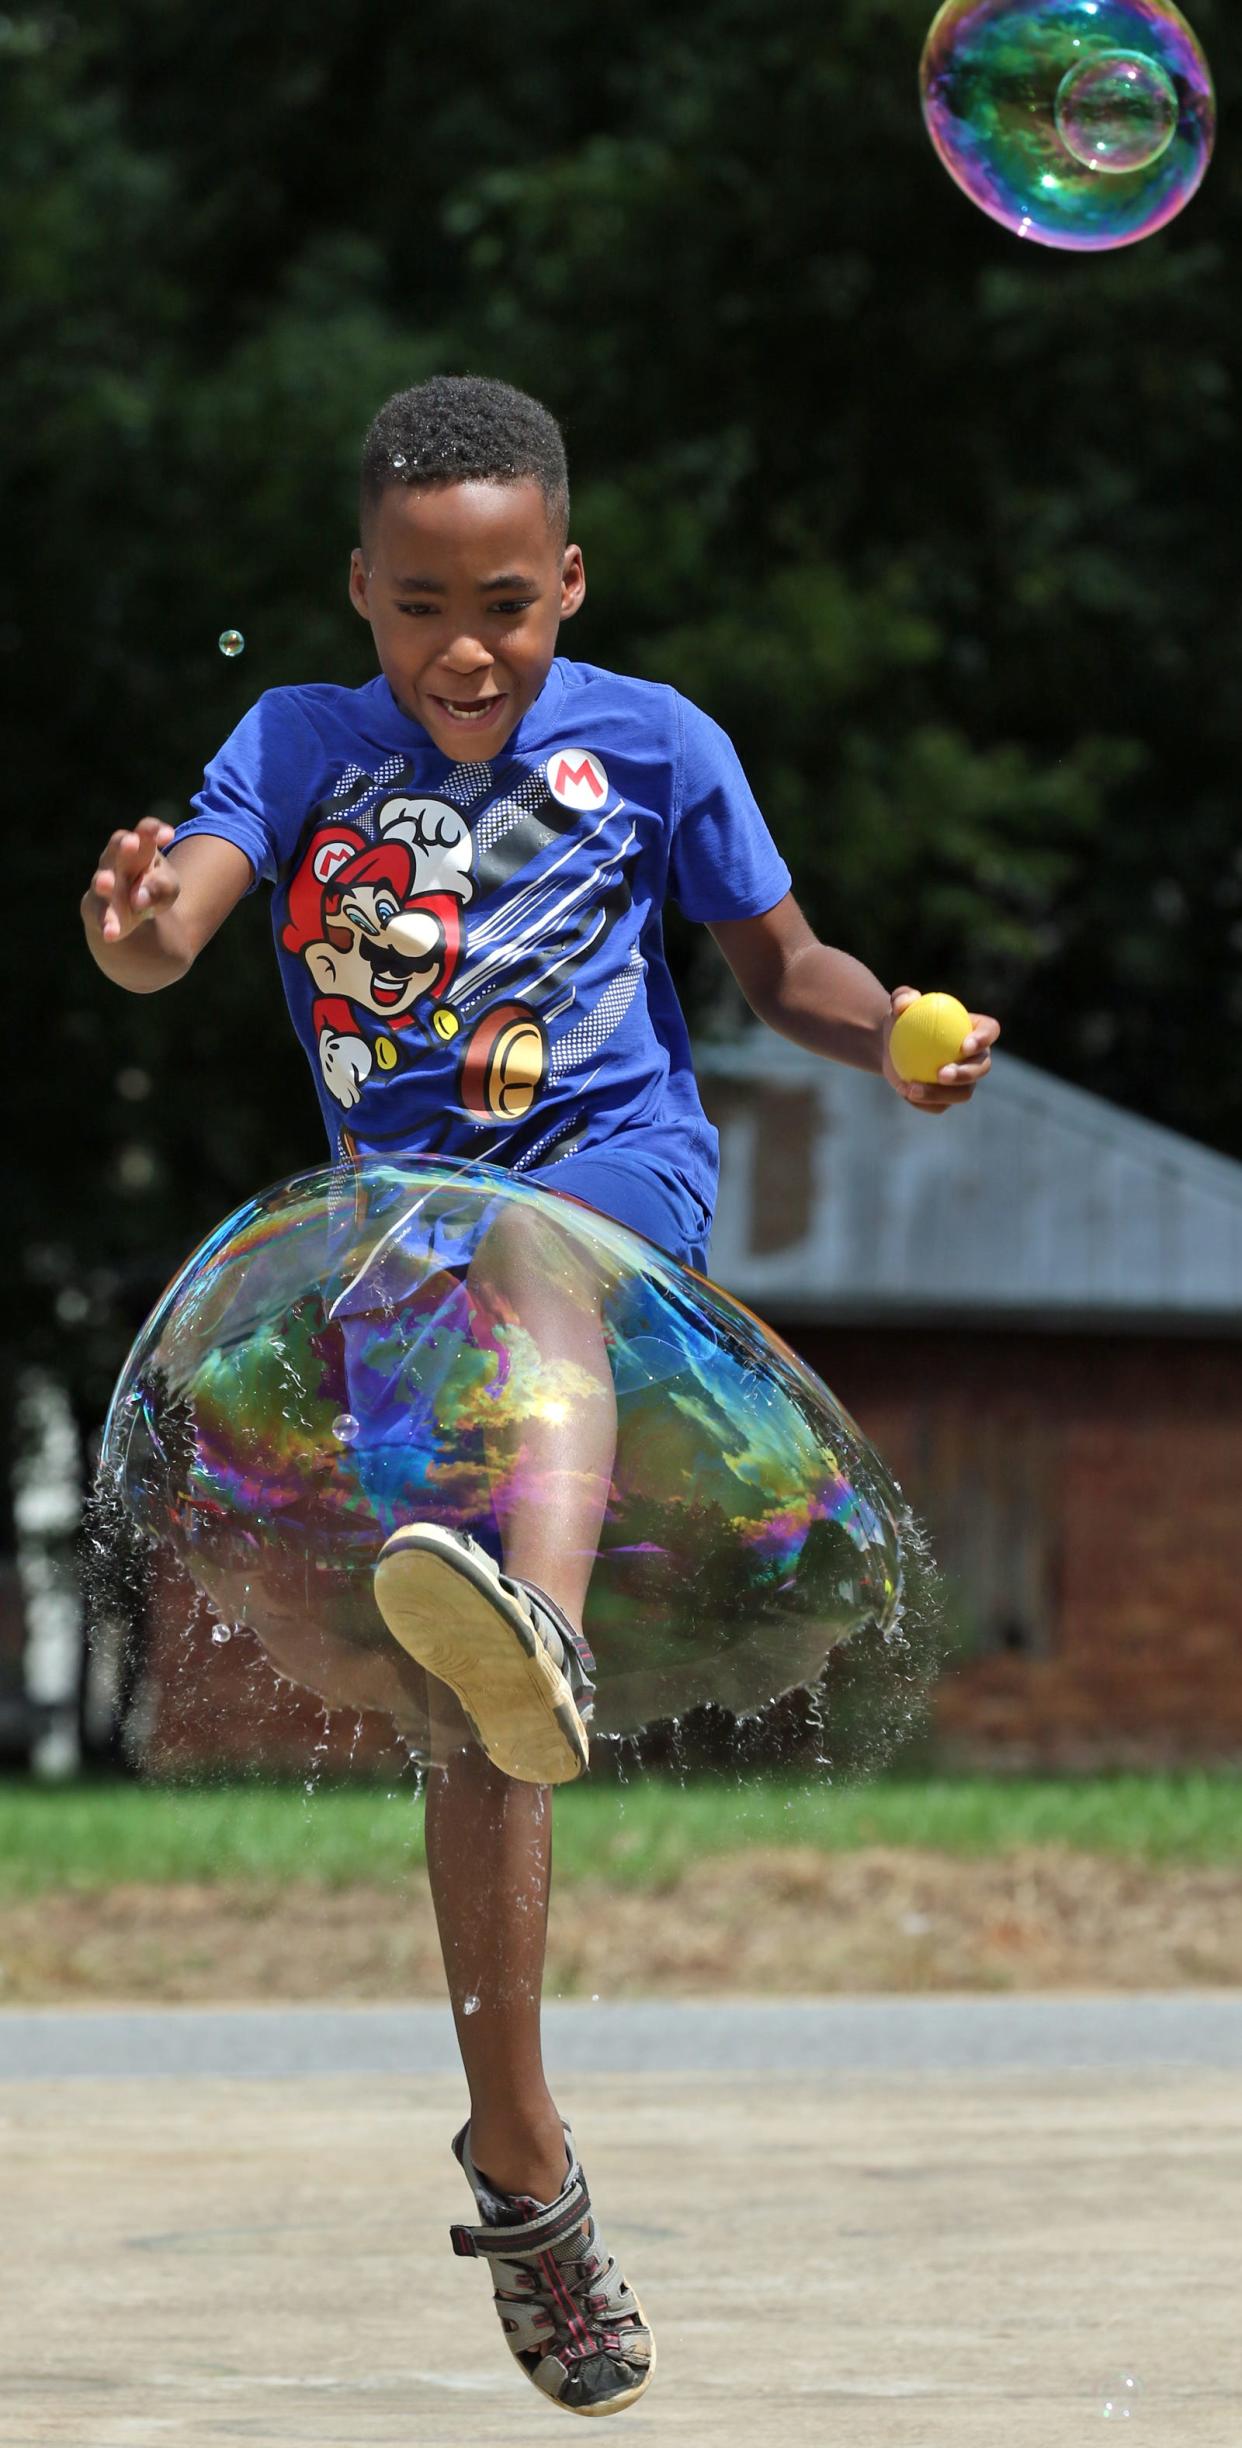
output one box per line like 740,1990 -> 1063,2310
3,2001 -> 1239,2445
3,1992 -> 1241,2079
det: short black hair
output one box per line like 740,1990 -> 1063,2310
360,376 -> 569,547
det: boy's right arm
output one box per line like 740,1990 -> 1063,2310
81,820 -> 254,993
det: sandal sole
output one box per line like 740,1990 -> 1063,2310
374,1528 -> 589,1786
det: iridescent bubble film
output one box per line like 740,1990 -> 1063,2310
217,628 -> 245,658
99,1161 -> 909,1762
920,0 -> 1215,252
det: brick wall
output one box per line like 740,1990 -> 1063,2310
792,1326 -> 1242,1767
141,1563 -> 414,1781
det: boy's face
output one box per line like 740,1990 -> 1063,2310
349,479 -> 584,761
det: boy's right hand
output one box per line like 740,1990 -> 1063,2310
87,817 -> 179,943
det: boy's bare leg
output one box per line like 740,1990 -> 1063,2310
424,1727 -> 568,2203
422,1204 -> 618,2202
470,1201 -> 619,1628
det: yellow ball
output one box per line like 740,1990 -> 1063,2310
888,992 -> 972,1085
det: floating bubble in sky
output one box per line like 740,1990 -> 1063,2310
99,1159 -> 910,1766
920,0 -> 1215,251
217,629 -> 245,658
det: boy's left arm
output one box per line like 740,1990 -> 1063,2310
708,893 -> 999,1114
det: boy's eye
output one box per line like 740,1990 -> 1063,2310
395,600 -> 535,619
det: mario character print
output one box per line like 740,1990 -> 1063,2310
281,795 -> 548,1124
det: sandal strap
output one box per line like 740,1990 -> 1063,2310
501,1568 -> 597,1694
450,2174 -> 592,2261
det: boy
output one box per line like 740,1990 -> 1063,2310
82,376 -> 998,2419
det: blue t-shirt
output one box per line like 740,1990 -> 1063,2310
178,656 -> 791,1218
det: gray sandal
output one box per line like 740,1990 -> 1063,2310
450,2122 -> 655,2417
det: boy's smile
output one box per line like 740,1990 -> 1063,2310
349,480 -> 585,761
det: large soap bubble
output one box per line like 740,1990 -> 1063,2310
920,0 -> 1215,252
98,1160 -> 909,1765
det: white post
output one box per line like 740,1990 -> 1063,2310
14,1369 -> 84,1779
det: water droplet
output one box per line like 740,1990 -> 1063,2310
217,628 -> 245,658
463,1993 -> 481,2017
331,1412 -> 360,1447
210,1623 -> 232,1645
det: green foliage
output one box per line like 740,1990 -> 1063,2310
6,0 -> 1240,1411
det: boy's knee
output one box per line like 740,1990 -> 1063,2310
469,1202 -> 609,1313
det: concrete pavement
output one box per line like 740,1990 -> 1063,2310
2,2001 -> 1239,2445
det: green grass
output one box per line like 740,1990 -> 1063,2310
0,1770 -> 1239,1899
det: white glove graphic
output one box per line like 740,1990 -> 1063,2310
319,1028 -> 373,1109
378,798 -> 475,904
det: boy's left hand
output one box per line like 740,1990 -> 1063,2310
882,986 -> 1000,1114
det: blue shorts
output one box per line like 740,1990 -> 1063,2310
332,1140 -> 713,1559
525,1145 -> 712,1274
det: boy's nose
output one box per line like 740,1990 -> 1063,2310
440,637 -> 494,673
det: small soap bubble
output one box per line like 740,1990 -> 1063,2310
1056,49 -> 1178,172
218,629 -> 245,659
463,1994 -> 481,2017
331,1412 -> 360,1447
1102,2373 -> 1141,2419
210,1623 -> 233,1645
391,452 -> 407,470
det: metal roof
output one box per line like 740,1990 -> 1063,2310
695,1035 -> 1242,1332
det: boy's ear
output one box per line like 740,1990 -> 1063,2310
560,544 -> 586,622
349,548 -> 372,620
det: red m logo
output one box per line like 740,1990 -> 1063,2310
552,753 -> 605,800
